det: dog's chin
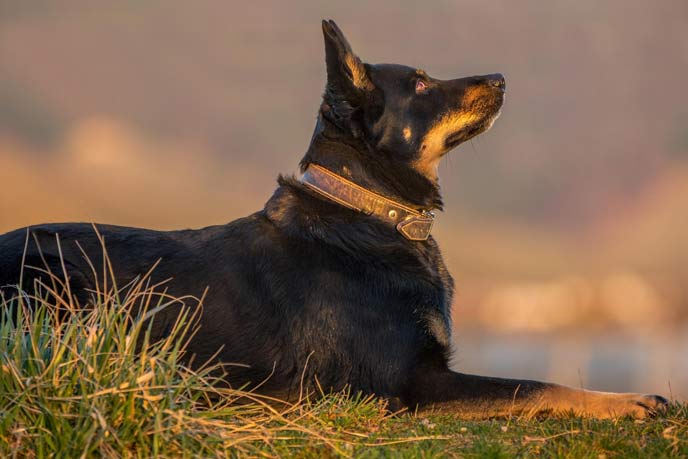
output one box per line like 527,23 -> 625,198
444,109 -> 502,150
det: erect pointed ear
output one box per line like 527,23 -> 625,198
322,20 -> 374,107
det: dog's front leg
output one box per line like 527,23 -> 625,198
407,371 -> 667,419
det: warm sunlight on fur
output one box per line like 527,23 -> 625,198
415,111 -> 482,178
344,54 -> 373,90
403,126 -> 412,142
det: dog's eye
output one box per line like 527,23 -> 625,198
415,79 -> 428,93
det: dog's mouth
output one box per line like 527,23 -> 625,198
443,87 -> 504,150
444,109 -> 501,149
444,123 -> 486,149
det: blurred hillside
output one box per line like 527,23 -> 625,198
0,1 -> 687,396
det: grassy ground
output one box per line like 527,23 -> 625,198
350,405 -> 688,459
0,245 -> 686,458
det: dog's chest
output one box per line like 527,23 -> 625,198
298,264 -> 452,357
299,274 -> 451,395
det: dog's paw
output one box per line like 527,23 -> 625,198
544,387 -> 669,419
623,394 -> 669,418
585,392 -> 669,419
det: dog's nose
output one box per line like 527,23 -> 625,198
485,73 -> 506,91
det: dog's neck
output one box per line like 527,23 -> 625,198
299,113 -> 443,211
299,164 -> 435,241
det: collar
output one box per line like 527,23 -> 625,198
300,164 -> 435,241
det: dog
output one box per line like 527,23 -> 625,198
0,20 -> 667,418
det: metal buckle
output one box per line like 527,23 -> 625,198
396,214 -> 434,241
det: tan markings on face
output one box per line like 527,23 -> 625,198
462,85 -> 484,106
413,110 -> 482,180
403,126 -> 412,142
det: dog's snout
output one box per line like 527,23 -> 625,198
485,73 -> 506,91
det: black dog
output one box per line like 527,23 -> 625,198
0,20 -> 666,418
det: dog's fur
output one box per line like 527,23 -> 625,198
0,20 -> 666,418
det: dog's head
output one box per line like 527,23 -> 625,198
317,20 -> 505,183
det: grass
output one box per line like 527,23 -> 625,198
0,235 -> 686,458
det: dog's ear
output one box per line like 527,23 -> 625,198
322,20 -> 374,114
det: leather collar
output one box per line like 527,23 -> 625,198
300,164 -> 435,241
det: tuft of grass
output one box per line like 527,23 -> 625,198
0,232 -> 686,458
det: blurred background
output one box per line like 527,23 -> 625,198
1,1 -> 686,399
